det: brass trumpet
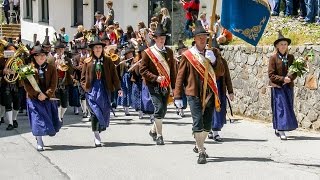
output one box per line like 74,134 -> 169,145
55,54 -> 69,72
4,43 -> 30,83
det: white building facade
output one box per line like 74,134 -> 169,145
20,0 -> 221,43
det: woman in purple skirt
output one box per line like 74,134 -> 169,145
24,45 -> 60,151
268,31 -> 298,140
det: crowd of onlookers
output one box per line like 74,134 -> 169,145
270,0 -> 320,24
181,0 -> 233,45
2,0 -> 20,24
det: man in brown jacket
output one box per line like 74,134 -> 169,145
140,24 -> 176,145
174,21 -> 224,164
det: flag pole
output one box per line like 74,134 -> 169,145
202,0 -> 217,113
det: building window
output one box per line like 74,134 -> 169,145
24,0 -> 33,19
41,0 -> 49,22
73,0 -> 83,26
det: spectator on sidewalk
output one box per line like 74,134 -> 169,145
180,0 -> 200,38
199,12 -> 209,31
160,8 -> 172,45
60,27 -> 69,44
217,27 -> 233,45
2,0 -> 10,24
271,0 -> 293,17
106,1 -> 114,25
13,0 -> 20,23
302,0 -> 318,23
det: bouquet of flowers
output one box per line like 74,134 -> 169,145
288,49 -> 314,77
12,60 -> 41,92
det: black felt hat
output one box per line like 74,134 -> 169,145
54,35 -> 66,49
30,45 -> 48,57
193,20 -> 209,36
274,30 -> 291,47
153,24 -> 167,37
88,35 -> 106,48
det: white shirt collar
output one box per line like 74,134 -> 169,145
191,45 -> 205,54
154,44 -> 166,51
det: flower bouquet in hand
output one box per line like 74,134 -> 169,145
13,61 -> 41,92
288,49 -> 315,77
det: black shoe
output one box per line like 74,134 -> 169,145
275,130 -> 280,137
197,152 -> 207,164
156,136 -> 165,145
1,117 -> 4,123
6,124 -> 14,131
95,143 -> 102,147
208,132 -> 213,139
193,146 -> 206,154
213,135 -> 223,142
149,130 -> 157,141
13,120 -> 18,128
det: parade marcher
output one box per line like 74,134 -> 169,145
117,45 -> 134,116
0,42 -> 21,130
268,31 -> 298,140
77,43 -> 91,118
41,30 -> 55,65
129,44 -> 154,119
174,21 -> 225,164
69,43 -> 81,115
140,24 -> 176,145
24,45 -> 60,151
81,35 -> 121,147
208,38 -> 234,142
174,40 -> 188,117
54,38 -> 74,123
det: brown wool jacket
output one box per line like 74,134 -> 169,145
221,57 -> 234,95
24,63 -> 58,99
174,48 -> 225,99
268,53 -> 297,88
80,56 -> 121,93
139,47 -> 176,89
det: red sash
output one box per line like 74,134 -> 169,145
183,49 -> 219,99
144,47 -> 171,88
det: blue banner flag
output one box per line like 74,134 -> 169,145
221,0 -> 271,46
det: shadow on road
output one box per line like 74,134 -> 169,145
207,156 -> 273,163
287,136 -> 320,141
105,142 -> 154,147
45,144 -> 95,151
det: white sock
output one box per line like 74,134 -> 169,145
6,111 -> 13,125
202,131 -> 209,145
74,107 -> 79,114
124,107 -> 129,114
194,132 -> 204,153
81,100 -> 87,113
94,131 -> 101,145
36,136 -> 44,147
61,108 -> 67,119
279,131 -> 286,137
138,111 -> 143,118
58,107 -> 62,120
151,122 -> 156,133
213,131 -> 219,136
180,109 -> 184,116
154,118 -> 163,137
12,110 -> 18,121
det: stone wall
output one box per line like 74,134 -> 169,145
221,45 -> 320,131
